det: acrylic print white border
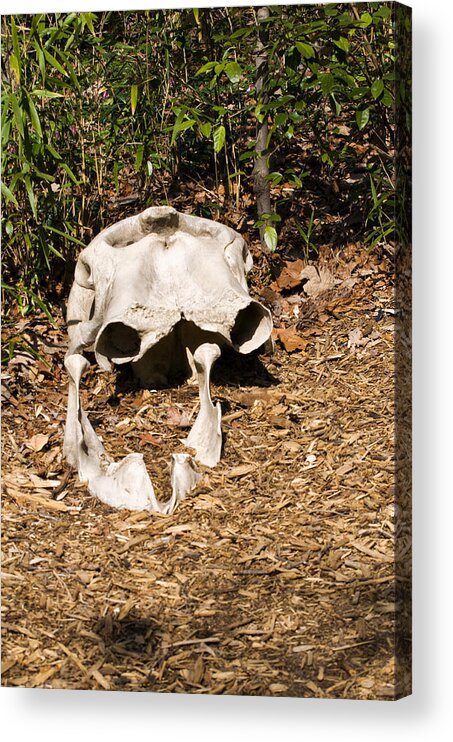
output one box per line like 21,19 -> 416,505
1,0 -> 452,740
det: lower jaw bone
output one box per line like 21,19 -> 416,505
63,344 -> 221,513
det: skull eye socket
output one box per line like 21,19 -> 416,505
231,302 -> 272,354
96,322 -> 141,362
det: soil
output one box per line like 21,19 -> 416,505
1,242 -> 410,699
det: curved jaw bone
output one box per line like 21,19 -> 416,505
64,354 -> 202,514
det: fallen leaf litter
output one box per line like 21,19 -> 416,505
1,245 -> 410,698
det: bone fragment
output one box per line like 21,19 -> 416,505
163,453 -> 202,515
185,343 -> 222,467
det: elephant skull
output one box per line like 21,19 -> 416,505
64,206 -> 272,514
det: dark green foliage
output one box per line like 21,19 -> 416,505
1,4 -> 407,312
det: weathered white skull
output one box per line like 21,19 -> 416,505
64,206 -> 273,513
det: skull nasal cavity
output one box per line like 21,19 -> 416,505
97,322 -> 141,361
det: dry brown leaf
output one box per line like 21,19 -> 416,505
139,432 -> 163,446
272,327 -> 308,353
166,406 -> 191,428
300,265 -> 335,297
24,433 -> 49,452
275,259 -> 305,290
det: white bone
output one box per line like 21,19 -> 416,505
185,343 -> 222,467
64,207 -> 273,513
64,353 -> 200,513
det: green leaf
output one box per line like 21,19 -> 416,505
9,53 -> 21,85
381,88 -> 393,107
213,124 -> 226,153
267,172 -> 283,185
330,93 -> 341,116
360,12 -> 373,27
176,119 -> 196,134
319,73 -> 334,95
196,61 -> 218,76
263,225 -> 278,252
23,175 -> 37,219
80,12 -> 96,34
43,49 -> 68,77
371,79 -> 384,99
275,112 -> 288,127
374,6 -> 391,19
333,36 -> 350,53
356,108 -> 370,130
200,122 -> 212,138
43,224 -> 86,247
1,182 -> 19,207
30,89 -> 64,99
9,94 -> 24,138
295,41 -> 315,59
224,61 -> 242,84
60,162 -> 80,184
10,17 -> 21,82
26,92 -> 43,137
171,107 -> 196,144
45,142 -> 62,160
135,143 -> 144,170
32,42 -> 46,82
131,84 -> 138,115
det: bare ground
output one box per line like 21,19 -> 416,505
1,246 -> 409,699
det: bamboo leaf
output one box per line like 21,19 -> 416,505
80,12 -> 96,34
32,41 -> 46,82
131,84 -> 138,115
9,53 -> 21,85
23,175 -> 37,218
1,182 -> 19,207
43,49 -> 68,77
10,17 -> 21,82
44,224 -> 86,247
26,92 -> 43,137
31,89 -> 64,99
135,143 -> 144,170
60,162 -> 80,184
196,61 -> 218,76
9,93 -> 25,138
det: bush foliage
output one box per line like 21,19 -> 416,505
1,4 -> 410,312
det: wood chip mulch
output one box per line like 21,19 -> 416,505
1,246 -> 410,699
